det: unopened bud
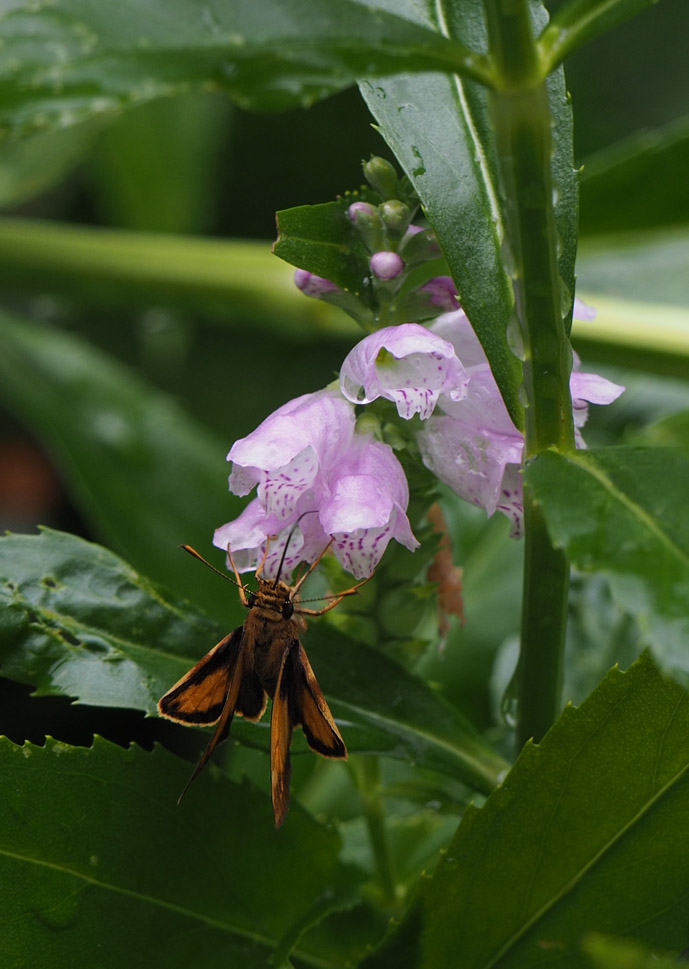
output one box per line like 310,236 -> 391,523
370,251 -> 404,280
363,156 -> 400,201
419,276 -> 459,311
380,200 -> 412,242
294,269 -> 339,298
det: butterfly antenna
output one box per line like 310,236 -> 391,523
180,544 -> 244,592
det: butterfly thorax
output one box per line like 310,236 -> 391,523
248,577 -> 295,624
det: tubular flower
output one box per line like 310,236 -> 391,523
339,323 -> 469,420
416,306 -> 625,535
214,389 -> 417,580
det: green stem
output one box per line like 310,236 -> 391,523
484,0 -> 574,744
356,757 -> 400,910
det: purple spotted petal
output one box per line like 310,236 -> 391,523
417,415 -> 523,519
340,323 -> 468,420
227,389 -> 355,517
213,496 -> 329,580
318,435 -> 418,578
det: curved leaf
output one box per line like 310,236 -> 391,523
362,653 -> 689,967
359,0 -> 577,425
0,308 -> 238,618
0,735 -> 363,968
0,0 -> 489,139
526,446 -> 689,675
0,529 -> 507,794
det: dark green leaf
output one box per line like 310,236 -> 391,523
0,123 -> 97,208
0,308 -> 239,618
0,735 -> 363,968
0,528 -> 219,712
274,198 -> 374,300
580,116 -> 689,236
526,446 -> 689,675
362,653 -> 689,968
0,529 -> 508,793
0,0 -> 489,139
540,0 -> 660,71
359,1 -> 577,426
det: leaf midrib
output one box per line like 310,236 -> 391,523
483,717 -> 689,966
0,846 -> 338,969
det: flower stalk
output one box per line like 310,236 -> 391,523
484,0 -> 575,746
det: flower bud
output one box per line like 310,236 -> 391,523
294,269 -> 339,298
363,156 -> 400,201
370,251 -> 404,280
380,200 -> 412,242
348,202 -> 384,253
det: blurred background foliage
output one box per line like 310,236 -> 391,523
0,0 -> 688,739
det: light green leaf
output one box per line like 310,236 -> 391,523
526,446 -> 689,675
577,227 -> 689,309
0,529 -> 508,794
0,0 -> 490,140
0,308 -> 238,617
0,735 -> 363,968
540,0 -> 660,72
362,653 -> 689,967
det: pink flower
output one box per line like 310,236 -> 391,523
214,389 -> 418,579
339,323 -> 469,420
416,308 -> 625,535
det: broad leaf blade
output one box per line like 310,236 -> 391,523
0,529 -> 219,712
363,654 -> 689,967
0,735 -> 363,967
0,0 -> 485,139
526,447 -> 689,675
0,309 -> 237,618
0,529 -> 507,793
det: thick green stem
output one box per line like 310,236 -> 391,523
484,0 -> 574,744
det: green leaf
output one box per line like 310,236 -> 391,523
0,735 -> 363,968
579,115 -> 689,236
577,228 -> 689,309
0,0 -> 491,140
358,1 -> 577,426
88,93 -> 234,234
526,447 -> 689,675
362,653 -> 689,968
0,308 -> 239,618
583,933 -> 679,969
274,198 -> 374,301
0,528 -> 219,712
540,0 -> 660,72
0,529 -> 508,793
0,123 -> 98,208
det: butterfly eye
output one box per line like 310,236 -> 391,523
248,592 -> 257,608
282,601 -> 294,619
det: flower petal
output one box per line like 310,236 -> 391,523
340,323 -> 467,420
